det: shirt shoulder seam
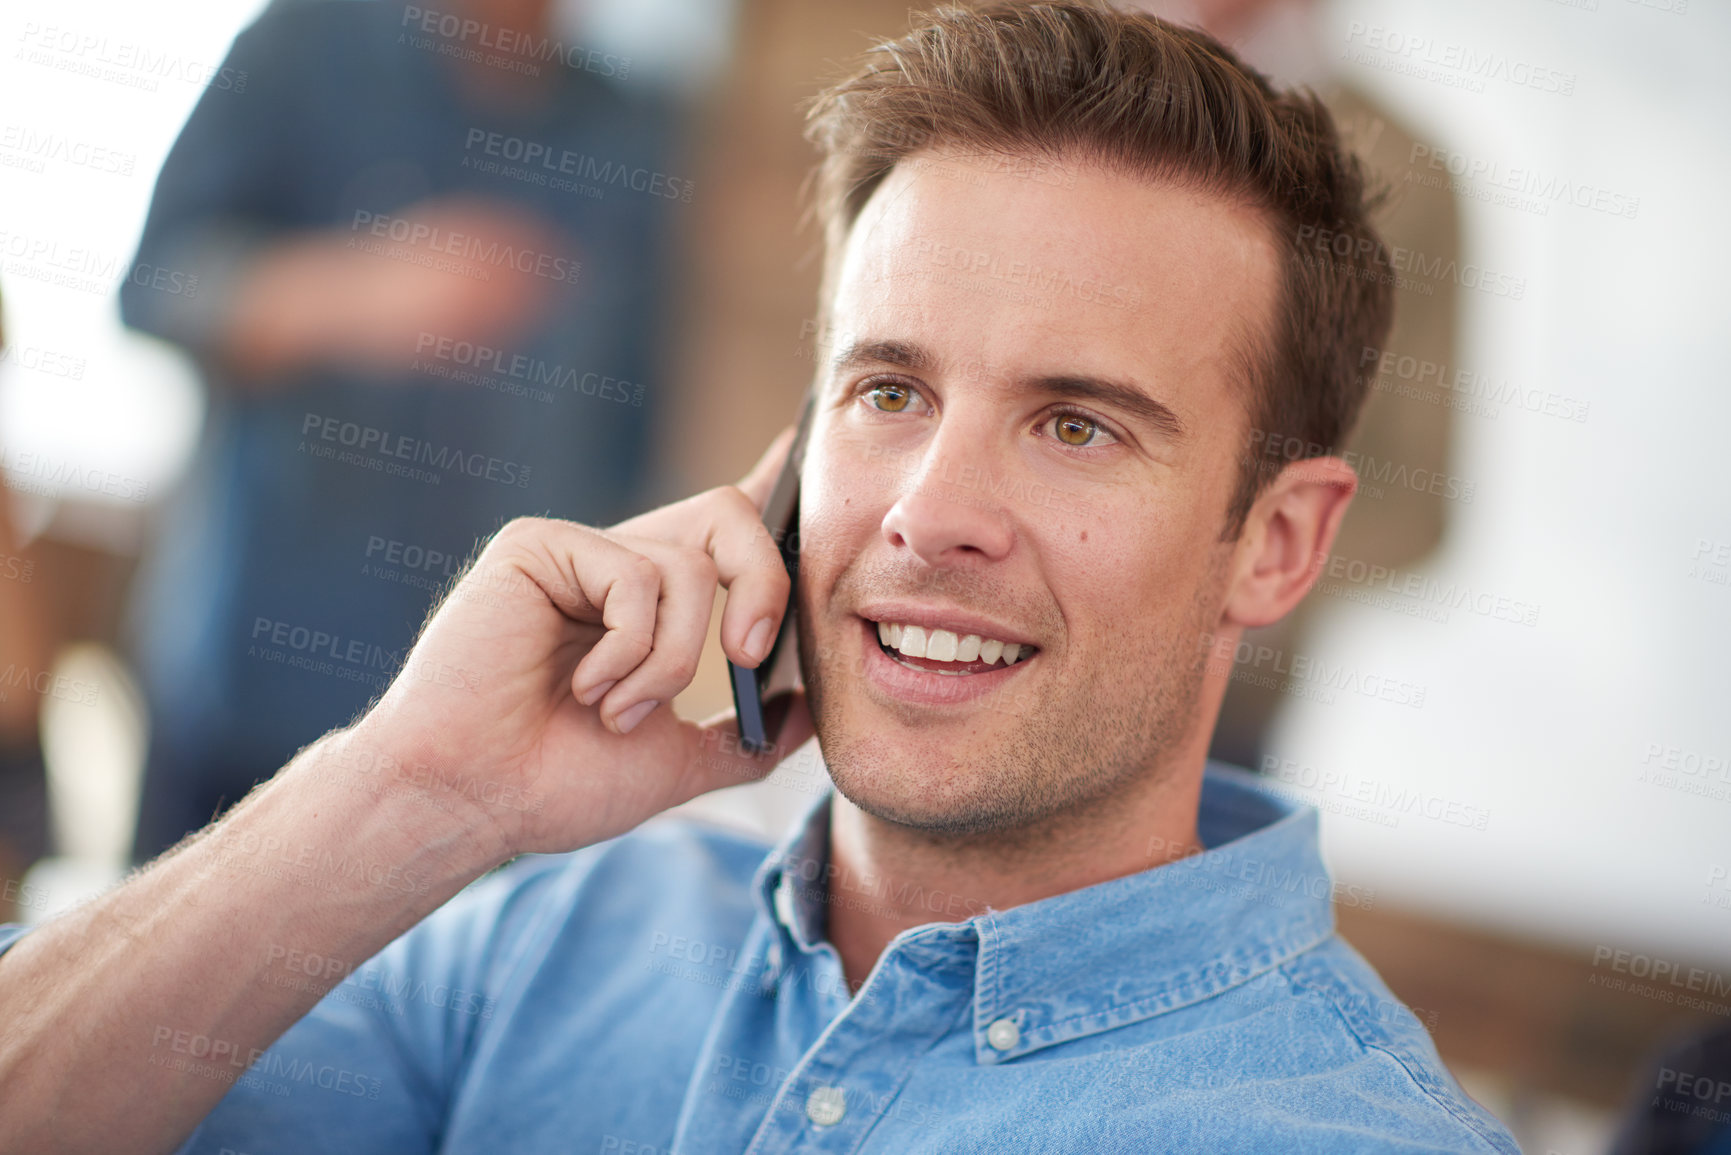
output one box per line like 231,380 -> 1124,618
1278,951 -> 1514,1153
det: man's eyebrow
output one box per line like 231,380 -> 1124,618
828,337 -> 1186,442
1027,374 -> 1187,442
828,338 -> 937,377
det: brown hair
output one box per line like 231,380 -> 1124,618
803,1 -> 1394,536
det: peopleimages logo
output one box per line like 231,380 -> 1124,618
0,443 -> 150,502
0,229 -> 198,300
150,1025 -> 383,1098
299,412 -> 533,488
0,123 -> 136,177
1245,429 -> 1478,505
400,6 -> 630,79
1407,144 -> 1640,221
249,617 -> 402,674
0,663 -> 100,707
349,211 -> 581,284
1358,346 -> 1590,424
1310,548 -> 1541,628
462,130 -> 695,203
1591,947 -> 1731,1007
1197,632 -> 1428,709
413,333 -> 645,406
1259,755 -> 1492,831
14,22 -> 249,94
1341,23 -> 1577,97
0,342 -> 88,380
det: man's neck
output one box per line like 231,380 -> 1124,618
822,764 -> 1206,994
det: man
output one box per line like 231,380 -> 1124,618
0,5 -> 1519,1152
119,0 -> 684,860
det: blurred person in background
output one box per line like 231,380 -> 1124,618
0,285 -> 58,920
1133,0 -> 1461,771
1612,1025 -> 1731,1155
120,0 -> 689,859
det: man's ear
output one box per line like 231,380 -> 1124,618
1222,456 -> 1358,630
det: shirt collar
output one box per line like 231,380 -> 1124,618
750,786 -> 836,968
749,763 -> 1336,1061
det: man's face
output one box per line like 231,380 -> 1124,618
795,150 -> 1279,836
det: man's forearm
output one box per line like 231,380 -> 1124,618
0,471 -> 804,1151
0,727 -> 508,1155
211,237 -> 354,383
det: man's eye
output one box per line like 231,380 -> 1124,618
1046,411 -> 1116,448
865,381 -> 918,412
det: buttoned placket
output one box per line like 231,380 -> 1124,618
737,924 -> 978,1155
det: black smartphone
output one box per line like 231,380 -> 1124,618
728,391 -> 815,755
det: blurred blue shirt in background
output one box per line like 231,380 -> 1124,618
119,0 -> 687,857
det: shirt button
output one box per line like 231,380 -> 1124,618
805,1086 -> 846,1126
987,1017 -> 1021,1051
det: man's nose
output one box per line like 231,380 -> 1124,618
879,428 -> 1015,567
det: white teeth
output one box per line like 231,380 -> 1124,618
876,620 -> 1032,667
926,629 -> 959,661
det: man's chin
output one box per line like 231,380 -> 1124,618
821,737 -> 1035,837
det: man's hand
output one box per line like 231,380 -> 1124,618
221,196 -> 565,380
0,430 -> 814,1155
345,426 -> 814,858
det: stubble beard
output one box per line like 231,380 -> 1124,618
797,547 -> 1230,849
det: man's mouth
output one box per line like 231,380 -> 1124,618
871,619 -> 1039,676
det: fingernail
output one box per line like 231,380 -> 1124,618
616,699 -> 659,734
580,679 -> 617,707
744,617 -> 775,664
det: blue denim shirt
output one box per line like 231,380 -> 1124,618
0,765 -> 1517,1152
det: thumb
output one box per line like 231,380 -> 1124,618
736,425 -> 797,513
680,688 -> 816,796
